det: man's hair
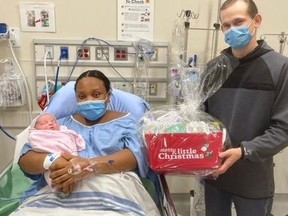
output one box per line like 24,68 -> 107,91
220,0 -> 258,18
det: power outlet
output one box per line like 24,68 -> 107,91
9,27 -> 21,47
114,47 -> 128,61
0,23 -> 9,39
150,47 -> 158,61
134,81 -> 149,96
149,82 -> 158,95
95,46 -> 109,60
113,82 -> 132,93
45,46 -> 54,59
77,46 -> 90,60
60,46 -> 69,59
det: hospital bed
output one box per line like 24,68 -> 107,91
0,82 -> 178,216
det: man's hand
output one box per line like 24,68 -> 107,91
211,147 -> 242,177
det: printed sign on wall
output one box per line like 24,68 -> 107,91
19,2 -> 56,32
117,0 -> 154,41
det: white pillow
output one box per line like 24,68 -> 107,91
44,81 -> 150,120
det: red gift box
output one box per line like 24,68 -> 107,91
144,132 -> 224,174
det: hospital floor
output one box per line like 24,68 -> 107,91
171,193 -> 288,216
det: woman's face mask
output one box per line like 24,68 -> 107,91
224,19 -> 255,49
77,99 -> 107,121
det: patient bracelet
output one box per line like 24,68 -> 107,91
43,153 -> 61,170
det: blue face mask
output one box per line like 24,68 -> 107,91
224,21 -> 254,49
77,99 -> 107,121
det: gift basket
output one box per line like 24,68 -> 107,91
141,54 -> 232,175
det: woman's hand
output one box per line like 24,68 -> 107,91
50,153 -> 91,193
50,155 -> 75,194
62,152 -> 92,178
211,147 -> 242,177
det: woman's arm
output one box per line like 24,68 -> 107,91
19,151 -> 47,174
50,149 -> 137,190
19,150 -> 70,174
89,148 -> 137,173
19,150 -> 76,194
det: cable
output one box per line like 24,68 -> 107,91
65,36 -> 156,100
210,29 -> 216,59
54,55 -> 62,93
8,39 -> 33,123
43,51 -> 50,104
94,38 -> 134,85
0,125 -> 15,140
66,37 -> 152,86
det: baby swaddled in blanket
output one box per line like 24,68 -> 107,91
28,113 -> 85,194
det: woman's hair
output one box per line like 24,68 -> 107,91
74,70 -> 111,92
220,0 -> 258,18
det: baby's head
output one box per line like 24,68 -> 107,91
32,113 -> 60,130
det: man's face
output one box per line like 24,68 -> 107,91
220,1 -> 253,33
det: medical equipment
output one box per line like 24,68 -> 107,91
37,79 -> 60,110
66,37 -> 134,85
260,32 -> 288,54
0,125 -> 15,141
133,39 -> 155,100
37,46 -> 64,110
169,1 -> 222,106
175,1 -> 222,64
177,10 -> 199,62
0,58 -> 26,108
0,23 -> 32,121
33,38 -> 169,105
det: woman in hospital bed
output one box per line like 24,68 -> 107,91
11,70 -> 160,216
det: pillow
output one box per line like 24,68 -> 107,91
44,81 -> 150,120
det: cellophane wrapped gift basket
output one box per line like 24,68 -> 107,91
141,54 -> 232,176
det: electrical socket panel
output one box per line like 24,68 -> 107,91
150,47 -> 158,61
9,27 -> 21,47
112,82 -> 133,93
34,39 -> 169,103
60,46 -> 69,59
134,82 -> 149,97
149,82 -> 158,95
77,46 -> 90,60
95,46 -> 109,60
114,47 -> 128,61
0,23 -> 9,39
45,46 -> 54,59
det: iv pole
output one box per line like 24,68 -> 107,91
182,0 -> 222,63
260,32 -> 287,54
213,0 -> 222,58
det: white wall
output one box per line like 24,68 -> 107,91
1,0 -> 288,193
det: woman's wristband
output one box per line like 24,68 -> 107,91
43,153 -> 61,170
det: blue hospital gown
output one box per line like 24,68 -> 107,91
57,113 -> 148,176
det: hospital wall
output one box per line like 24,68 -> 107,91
0,0 -> 288,194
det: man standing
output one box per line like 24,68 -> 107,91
205,0 -> 288,215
